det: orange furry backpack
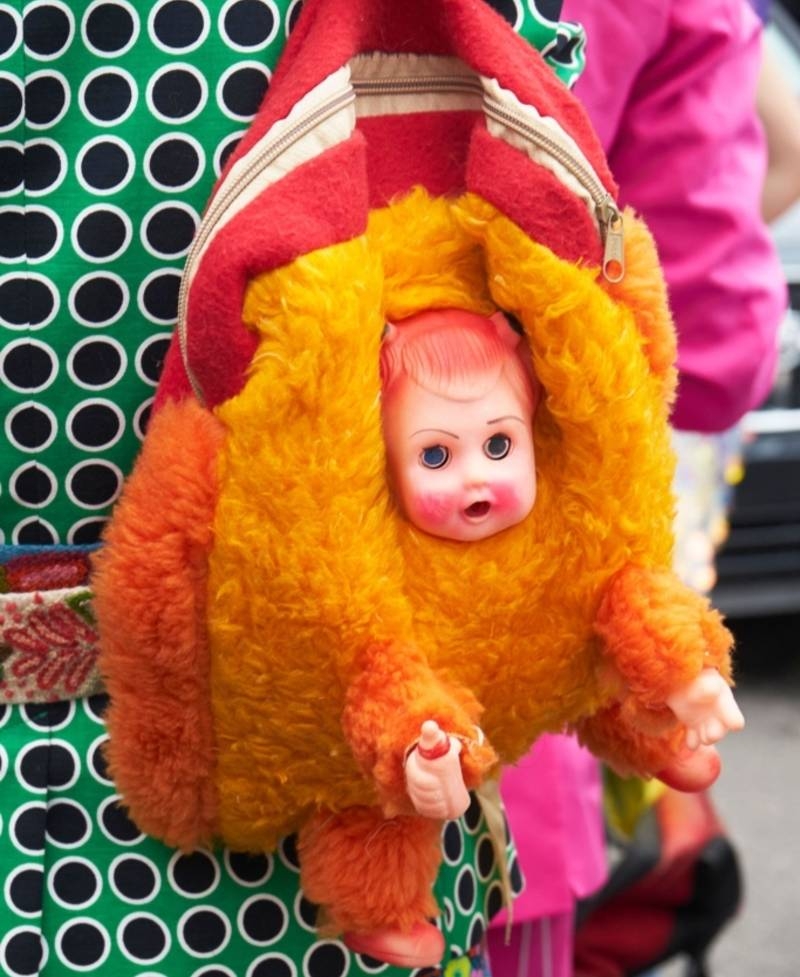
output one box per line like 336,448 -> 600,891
93,0 -> 738,964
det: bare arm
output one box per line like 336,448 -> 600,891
757,49 -> 800,222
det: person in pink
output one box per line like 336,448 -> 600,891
488,0 -> 786,974
568,0 -> 785,434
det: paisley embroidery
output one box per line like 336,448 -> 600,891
0,588 -> 101,703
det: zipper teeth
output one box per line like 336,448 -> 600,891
177,87 -> 357,383
181,74 -> 619,400
482,97 -> 612,211
351,77 -> 616,216
353,76 -> 483,95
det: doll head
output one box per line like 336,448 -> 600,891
380,308 -> 539,542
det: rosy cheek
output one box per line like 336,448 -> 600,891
488,482 -> 520,512
412,491 -> 457,526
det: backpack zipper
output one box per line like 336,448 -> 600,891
351,73 -> 625,283
179,69 -> 624,401
481,95 -> 625,283
177,84 -> 357,399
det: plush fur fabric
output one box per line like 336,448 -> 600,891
298,807 -> 443,933
98,187 -> 734,936
93,399 -> 224,848
194,187 -> 734,924
599,209 -> 677,383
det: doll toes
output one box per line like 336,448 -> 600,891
344,921 -> 444,969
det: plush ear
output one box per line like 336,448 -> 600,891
93,397 -> 224,849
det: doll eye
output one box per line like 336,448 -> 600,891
420,445 -> 450,469
484,434 -> 511,460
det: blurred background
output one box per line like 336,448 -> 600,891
667,4 -> 800,974
708,619 -> 800,977
711,1 -> 800,622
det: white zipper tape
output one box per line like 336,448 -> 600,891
181,66 -> 356,301
179,54 -> 624,401
482,76 -> 600,225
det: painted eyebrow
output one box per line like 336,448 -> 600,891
411,428 -> 460,439
486,415 -> 525,425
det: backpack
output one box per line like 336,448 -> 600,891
92,0 -> 735,954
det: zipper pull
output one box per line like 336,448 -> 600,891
598,199 -> 625,283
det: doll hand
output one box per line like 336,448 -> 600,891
666,667 -> 745,751
404,720 -> 471,820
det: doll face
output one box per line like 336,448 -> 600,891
383,375 -> 536,541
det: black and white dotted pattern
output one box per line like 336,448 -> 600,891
1,0 -> 290,544
1,699 -> 514,976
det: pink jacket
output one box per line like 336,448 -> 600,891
565,0 -> 786,433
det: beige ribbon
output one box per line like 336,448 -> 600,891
476,777 -> 515,941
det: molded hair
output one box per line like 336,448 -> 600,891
380,307 -> 538,416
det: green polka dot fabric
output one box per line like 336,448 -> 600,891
0,0 -> 300,546
0,697 -> 521,977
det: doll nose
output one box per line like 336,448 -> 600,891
464,457 -> 490,488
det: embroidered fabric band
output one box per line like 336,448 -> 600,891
0,587 -> 103,705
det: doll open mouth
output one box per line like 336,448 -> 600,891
464,501 -> 491,520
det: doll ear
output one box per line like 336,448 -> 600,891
379,322 -> 399,391
489,311 -> 522,350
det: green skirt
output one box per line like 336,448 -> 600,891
0,696 -> 522,976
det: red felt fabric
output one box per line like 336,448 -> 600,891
167,0 -> 619,408
224,0 -> 612,194
360,113 -> 477,204
161,137 -> 370,408
466,125 -> 604,268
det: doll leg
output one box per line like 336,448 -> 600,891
298,805 -> 445,968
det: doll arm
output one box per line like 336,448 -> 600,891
342,641 -> 497,817
403,720 -> 472,820
593,564 -> 734,712
92,398 -> 224,849
579,564 -> 739,781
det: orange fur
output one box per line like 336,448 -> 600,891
96,189 -> 737,943
600,209 -> 678,387
574,702 -> 686,779
93,398 -> 224,848
579,564 -> 734,775
342,641 -> 498,815
593,565 -> 733,705
298,806 -> 443,933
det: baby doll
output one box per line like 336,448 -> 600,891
380,308 -> 539,545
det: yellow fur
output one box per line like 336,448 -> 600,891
206,188 -> 682,850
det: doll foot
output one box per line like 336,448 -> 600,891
657,743 -> 721,793
343,921 -> 445,968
